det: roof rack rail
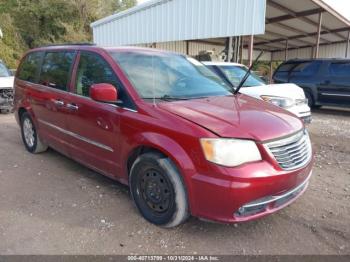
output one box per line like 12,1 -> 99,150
39,42 -> 96,48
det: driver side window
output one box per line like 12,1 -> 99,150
75,52 -> 133,108
76,52 -> 119,97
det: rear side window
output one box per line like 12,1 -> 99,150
329,62 -> 350,77
39,51 -> 75,91
17,52 -> 43,83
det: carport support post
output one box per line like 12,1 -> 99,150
228,37 -> 233,62
315,12 -> 323,58
270,53 -> 274,84
284,39 -> 289,61
346,31 -> 350,58
239,37 -> 244,64
248,35 -> 254,67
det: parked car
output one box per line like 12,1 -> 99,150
0,60 -> 14,113
14,45 -> 313,227
204,62 -> 311,123
273,59 -> 350,108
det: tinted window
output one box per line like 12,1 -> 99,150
274,62 -> 296,82
39,52 -> 75,91
329,62 -> 350,77
291,61 -> 321,75
277,63 -> 296,72
75,52 -> 132,106
0,62 -> 11,77
17,52 -> 43,83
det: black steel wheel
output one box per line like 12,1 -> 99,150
129,152 -> 189,227
139,168 -> 173,214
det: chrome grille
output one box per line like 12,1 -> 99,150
265,130 -> 312,170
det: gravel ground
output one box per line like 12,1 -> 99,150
0,108 -> 349,255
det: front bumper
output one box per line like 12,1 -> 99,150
301,115 -> 312,124
287,104 -> 311,123
233,170 -> 311,221
0,88 -> 14,112
189,159 -> 313,223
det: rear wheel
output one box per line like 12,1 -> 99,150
20,112 -> 48,153
129,152 -> 189,227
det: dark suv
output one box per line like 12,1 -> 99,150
273,59 -> 350,108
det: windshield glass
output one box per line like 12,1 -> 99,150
110,51 -> 232,100
0,63 -> 11,77
218,65 -> 265,87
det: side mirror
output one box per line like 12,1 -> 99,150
90,83 -> 119,103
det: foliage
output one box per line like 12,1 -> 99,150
0,0 -> 137,68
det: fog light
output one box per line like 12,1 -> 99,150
238,207 -> 245,214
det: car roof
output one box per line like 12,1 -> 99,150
284,58 -> 350,63
202,61 -> 245,67
28,44 -> 183,57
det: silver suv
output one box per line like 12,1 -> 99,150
0,60 -> 14,113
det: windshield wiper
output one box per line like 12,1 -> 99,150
234,51 -> 264,95
143,95 -> 190,101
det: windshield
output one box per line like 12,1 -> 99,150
218,65 -> 265,87
0,62 -> 11,77
110,52 -> 232,100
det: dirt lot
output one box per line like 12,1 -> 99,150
0,108 -> 349,255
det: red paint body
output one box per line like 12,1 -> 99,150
14,46 -> 314,223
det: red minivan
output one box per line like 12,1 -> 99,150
14,45 -> 313,227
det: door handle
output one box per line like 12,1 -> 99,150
66,103 -> 79,111
53,99 -> 65,107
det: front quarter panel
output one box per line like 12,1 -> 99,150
118,105 -> 220,215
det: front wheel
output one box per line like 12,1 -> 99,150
20,112 -> 48,153
129,152 -> 189,227
304,90 -> 321,109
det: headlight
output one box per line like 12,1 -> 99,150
200,138 -> 262,167
261,95 -> 295,108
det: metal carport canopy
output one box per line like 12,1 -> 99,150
193,0 -> 350,60
262,0 -> 350,60
91,0 -> 266,46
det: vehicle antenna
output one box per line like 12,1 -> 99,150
234,51 -> 264,95
152,55 -> 156,106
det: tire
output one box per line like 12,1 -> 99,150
20,112 -> 48,153
129,152 -> 189,228
304,90 -> 321,109
304,90 -> 314,108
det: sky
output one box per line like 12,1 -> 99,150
324,0 -> 350,20
137,0 -> 350,20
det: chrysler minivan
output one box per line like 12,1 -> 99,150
14,45 -> 313,227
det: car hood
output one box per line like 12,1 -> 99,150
158,94 -> 303,142
240,83 -> 305,100
0,76 -> 14,89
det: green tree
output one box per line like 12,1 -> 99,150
0,0 -> 137,68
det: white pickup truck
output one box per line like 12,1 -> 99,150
0,60 -> 14,113
203,62 -> 311,123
